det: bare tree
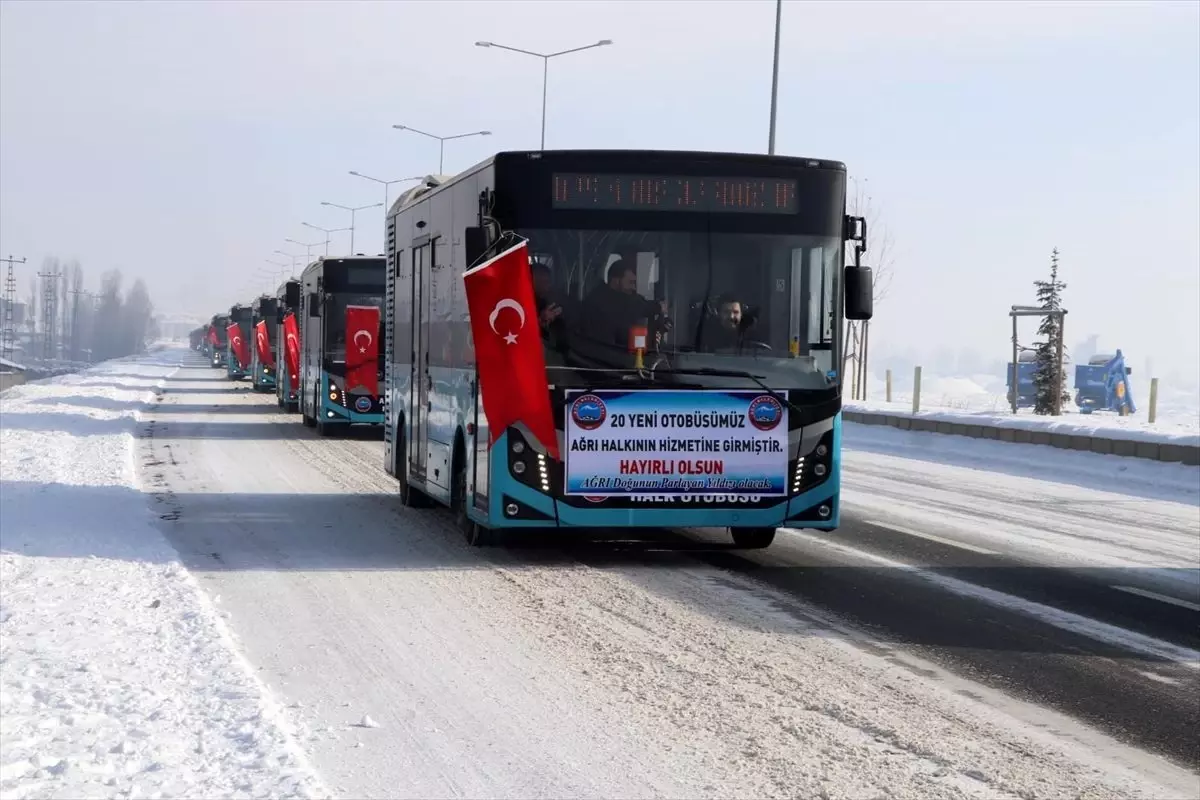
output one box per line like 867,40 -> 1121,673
841,177 -> 897,400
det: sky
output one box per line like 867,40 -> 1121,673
1,0 -> 1197,384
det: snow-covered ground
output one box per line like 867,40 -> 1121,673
850,370 -> 1200,441
0,352 -> 328,799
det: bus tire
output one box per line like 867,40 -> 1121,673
453,446 -> 492,547
730,527 -> 775,549
397,428 -> 431,509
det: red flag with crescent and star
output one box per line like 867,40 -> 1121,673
207,325 -> 219,346
254,320 -> 275,368
344,305 -> 380,395
226,323 -> 250,369
462,240 -> 559,458
282,312 -> 301,387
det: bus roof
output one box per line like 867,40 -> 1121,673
298,254 -> 386,281
389,149 -> 847,216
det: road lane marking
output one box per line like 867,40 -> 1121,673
864,520 -> 1000,556
781,528 -> 1200,670
1111,585 -> 1200,613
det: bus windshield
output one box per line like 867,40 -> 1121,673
324,294 -> 383,363
521,228 -> 840,390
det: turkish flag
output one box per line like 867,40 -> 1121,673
345,305 -> 380,395
463,240 -> 559,458
282,312 -> 301,386
227,323 -> 250,369
254,320 -> 275,368
207,325 -> 219,346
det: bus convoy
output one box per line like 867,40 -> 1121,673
191,149 -> 874,550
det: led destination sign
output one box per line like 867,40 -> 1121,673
552,173 -> 799,214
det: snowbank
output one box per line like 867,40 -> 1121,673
856,370 -> 1200,438
0,350 -> 328,800
846,400 -> 1200,448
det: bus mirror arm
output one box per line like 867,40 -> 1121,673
465,226 -> 489,268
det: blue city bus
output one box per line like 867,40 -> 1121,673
383,151 -> 873,548
226,304 -> 252,380
298,256 -> 387,435
208,313 -> 229,369
275,278 -> 301,411
249,295 -> 278,392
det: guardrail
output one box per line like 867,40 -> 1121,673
843,406 -> 1200,466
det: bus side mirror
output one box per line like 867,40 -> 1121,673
464,226 -> 488,267
844,266 -> 874,321
307,294 -> 320,317
1126,367 -> 1132,375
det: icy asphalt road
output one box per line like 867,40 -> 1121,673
137,353 -> 1198,799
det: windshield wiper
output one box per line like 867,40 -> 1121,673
649,366 -> 810,416
545,364 -> 705,389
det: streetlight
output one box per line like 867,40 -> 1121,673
285,238 -> 324,262
475,39 -> 612,149
301,222 -> 351,256
768,0 -> 782,155
274,250 -> 305,272
391,125 -> 492,174
318,202 -> 381,252
348,171 -> 425,213
264,259 -> 290,284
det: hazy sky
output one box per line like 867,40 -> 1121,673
2,0 -> 1197,380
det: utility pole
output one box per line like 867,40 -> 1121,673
68,285 -> 90,362
37,264 -> 62,360
1,255 -> 25,362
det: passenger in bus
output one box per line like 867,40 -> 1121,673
579,256 -> 668,351
579,259 -> 640,348
530,261 -> 568,353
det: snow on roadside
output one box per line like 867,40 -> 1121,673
0,350 -> 329,800
845,398 -> 1200,445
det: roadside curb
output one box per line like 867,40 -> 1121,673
843,409 -> 1200,466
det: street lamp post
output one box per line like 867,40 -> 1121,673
301,222 -> 352,256
285,238 -> 324,262
274,250 -> 305,272
474,39 -> 612,149
264,259 -> 290,283
768,0 -> 782,155
348,171 -> 425,214
319,202 -> 382,252
390,125 -> 491,174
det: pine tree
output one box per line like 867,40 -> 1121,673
1032,248 -> 1069,415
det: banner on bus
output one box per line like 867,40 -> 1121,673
563,389 -> 789,496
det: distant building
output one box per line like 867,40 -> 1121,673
0,355 -> 27,392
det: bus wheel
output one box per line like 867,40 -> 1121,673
453,451 -> 492,547
730,527 -> 776,549
397,429 -> 430,509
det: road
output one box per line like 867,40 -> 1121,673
138,352 -> 1200,799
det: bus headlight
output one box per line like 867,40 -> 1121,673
792,430 -> 834,495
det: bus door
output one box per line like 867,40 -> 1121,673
410,243 -> 431,478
